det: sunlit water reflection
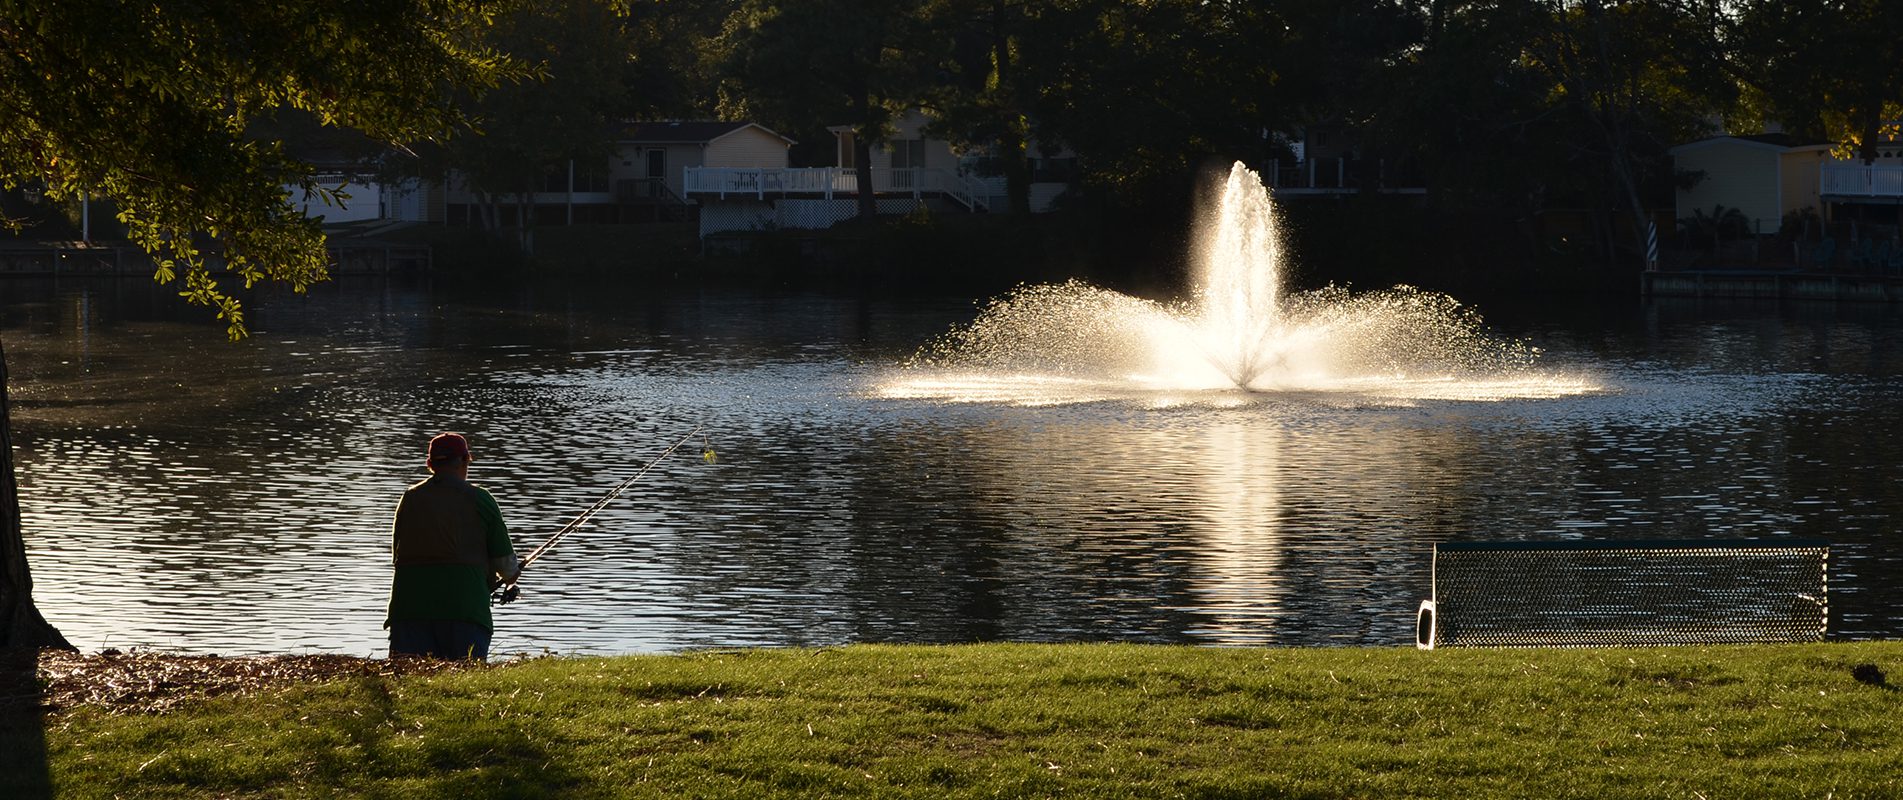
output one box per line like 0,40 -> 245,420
5,278 -> 1903,656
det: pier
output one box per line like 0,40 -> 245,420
1641,269 -> 1903,302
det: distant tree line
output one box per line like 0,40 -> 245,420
10,0 -> 1900,282
387,0 -> 1903,269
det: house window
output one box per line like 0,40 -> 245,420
540,164 -> 611,193
891,139 -> 927,170
574,170 -> 610,193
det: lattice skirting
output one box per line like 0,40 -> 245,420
699,199 -> 930,237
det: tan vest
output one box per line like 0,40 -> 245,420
393,475 -> 490,568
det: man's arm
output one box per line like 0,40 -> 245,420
473,487 -> 521,583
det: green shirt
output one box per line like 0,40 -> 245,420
384,475 -> 513,630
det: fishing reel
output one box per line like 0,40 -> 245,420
491,582 -> 521,605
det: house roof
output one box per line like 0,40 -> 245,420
615,121 -> 795,146
1670,134 -> 1834,155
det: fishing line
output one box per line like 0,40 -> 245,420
493,426 -> 712,605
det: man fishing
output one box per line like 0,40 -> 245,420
384,432 -> 520,661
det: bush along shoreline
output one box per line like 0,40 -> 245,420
5,641 -> 1900,798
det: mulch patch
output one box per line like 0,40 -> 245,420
5,649 -> 483,716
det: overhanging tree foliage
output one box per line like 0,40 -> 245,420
0,0 -> 515,649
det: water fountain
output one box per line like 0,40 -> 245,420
882,162 -> 1598,405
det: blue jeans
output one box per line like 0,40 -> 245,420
388,620 -> 492,661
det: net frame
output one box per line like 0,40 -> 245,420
1416,539 -> 1828,650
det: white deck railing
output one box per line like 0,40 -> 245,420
683,167 -> 989,211
1821,164 -> 1903,197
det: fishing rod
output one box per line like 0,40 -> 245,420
493,426 -> 713,605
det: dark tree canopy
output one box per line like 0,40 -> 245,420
0,0 -> 516,650
0,0 -> 512,338
1732,0 -> 1903,164
715,0 -> 943,218
438,0 -> 632,240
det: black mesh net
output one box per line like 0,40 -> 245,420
1421,540 -> 1828,649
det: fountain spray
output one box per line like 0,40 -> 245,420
882,160 -> 1591,405
1198,162 -> 1286,387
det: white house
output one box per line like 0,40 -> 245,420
290,174 -> 440,225
683,108 -> 1079,237
828,109 -> 960,184
613,121 -> 795,206
849,109 -> 1076,212
1670,134 -> 1833,235
295,113 -> 1079,237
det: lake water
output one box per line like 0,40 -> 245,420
5,276 -> 1901,656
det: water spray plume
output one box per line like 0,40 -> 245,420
884,162 -> 1597,406
1199,162 -> 1284,387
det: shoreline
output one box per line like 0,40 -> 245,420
13,639 -> 1898,716
9,641 -> 1900,798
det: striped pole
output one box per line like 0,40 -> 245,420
1645,219 -> 1660,271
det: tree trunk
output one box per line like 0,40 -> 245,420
853,132 -> 878,220
516,176 -> 537,257
0,336 -> 74,651
1000,127 -> 1032,218
478,191 -> 502,232
990,1 -> 1032,217
1610,150 -> 1656,269
1857,100 -> 1883,165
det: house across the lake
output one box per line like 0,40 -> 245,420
1669,134 -> 1833,236
1649,130 -> 1903,294
682,109 -> 1073,238
613,121 -> 794,225
1263,121 -> 1426,196
295,111 -> 1077,239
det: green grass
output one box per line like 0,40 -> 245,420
17,642 -> 1903,798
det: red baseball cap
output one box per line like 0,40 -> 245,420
427,432 -> 471,463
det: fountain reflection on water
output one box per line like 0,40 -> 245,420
883,162 -> 1600,405
1182,421 -> 1286,641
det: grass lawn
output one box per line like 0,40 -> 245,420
8,642 -> 1901,798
